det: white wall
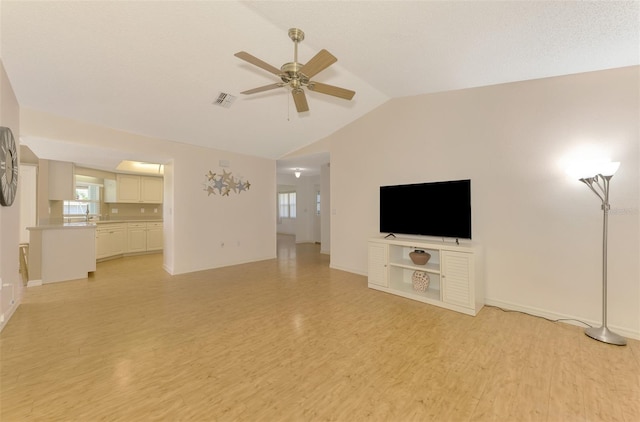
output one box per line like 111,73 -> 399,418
170,147 -> 276,274
0,60 -> 23,331
19,109 -> 277,276
162,160 -> 175,274
326,67 -> 640,338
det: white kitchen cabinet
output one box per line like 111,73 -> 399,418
140,177 -> 163,203
368,237 -> 483,316
96,223 -> 126,260
116,174 -> 141,203
146,222 -> 163,251
48,160 -> 74,200
103,179 -> 116,203
126,221 -> 163,254
108,174 -> 163,203
95,228 -> 109,259
126,222 -> 147,253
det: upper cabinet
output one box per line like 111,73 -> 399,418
105,174 -> 163,203
116,174 -> 141,202
48,160 -> 74,200
140,176 -> 163,203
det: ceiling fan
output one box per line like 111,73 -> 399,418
234,28 -> 356,113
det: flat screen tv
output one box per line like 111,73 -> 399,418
380,179 -> 471,239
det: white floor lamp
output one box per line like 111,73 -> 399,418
576,161 -> 626,346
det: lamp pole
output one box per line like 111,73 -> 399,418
579,173 -> 626,346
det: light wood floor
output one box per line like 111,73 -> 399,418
1,235 -> 639,421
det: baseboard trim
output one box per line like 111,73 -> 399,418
162,264 -> 174,275
329,264 -> 367,277
484,298 -> 640,341
97,250 -> 162,263
0,296 -> 21,332
27,279 -> 43,287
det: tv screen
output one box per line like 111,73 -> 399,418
380,179 -> 471,239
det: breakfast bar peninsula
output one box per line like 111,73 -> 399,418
26,222 -> 96,286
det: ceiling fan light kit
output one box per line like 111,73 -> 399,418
234,28 -> 355,113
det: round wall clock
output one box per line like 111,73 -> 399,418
0,126 -> 19,207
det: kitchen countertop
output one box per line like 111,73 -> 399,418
96,219 -> 163,224
27,219 -> 163,230
27,222 -> 97,231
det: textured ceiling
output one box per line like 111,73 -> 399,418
1,1 -> 638,174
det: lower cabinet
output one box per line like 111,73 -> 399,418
127,223 -> 148,253
127,222 -> 163,254
97,221 -> 163,260
96,223 -> 126,260
367,242 -> 389,287
441,251 -> 475,310
146,222 -> 163,251
367,237 -> 483,316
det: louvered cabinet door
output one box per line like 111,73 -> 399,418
368,242 -> 389,287
441,251 -> 474,309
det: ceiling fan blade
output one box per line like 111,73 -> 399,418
234,51 -> 282,76
240,83 -> 283,95
308,82 -> 356,100
292,90 -> 309,112
299,49 -> 337,79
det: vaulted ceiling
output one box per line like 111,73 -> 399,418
1,1 -> 638,174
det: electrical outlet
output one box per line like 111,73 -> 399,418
112,208 -> 118,214
154,208 -> 158,213
141,208 -> 145,213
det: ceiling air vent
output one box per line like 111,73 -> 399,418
213,92 -> 237,109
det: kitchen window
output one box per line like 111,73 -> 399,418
64,183 -> 101,218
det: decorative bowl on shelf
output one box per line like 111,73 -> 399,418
412,271 -> 430,292
409,250 -> 431,265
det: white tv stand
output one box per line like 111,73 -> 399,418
368,236 -> 484,316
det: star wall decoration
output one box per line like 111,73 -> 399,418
203,168 -> 251,197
